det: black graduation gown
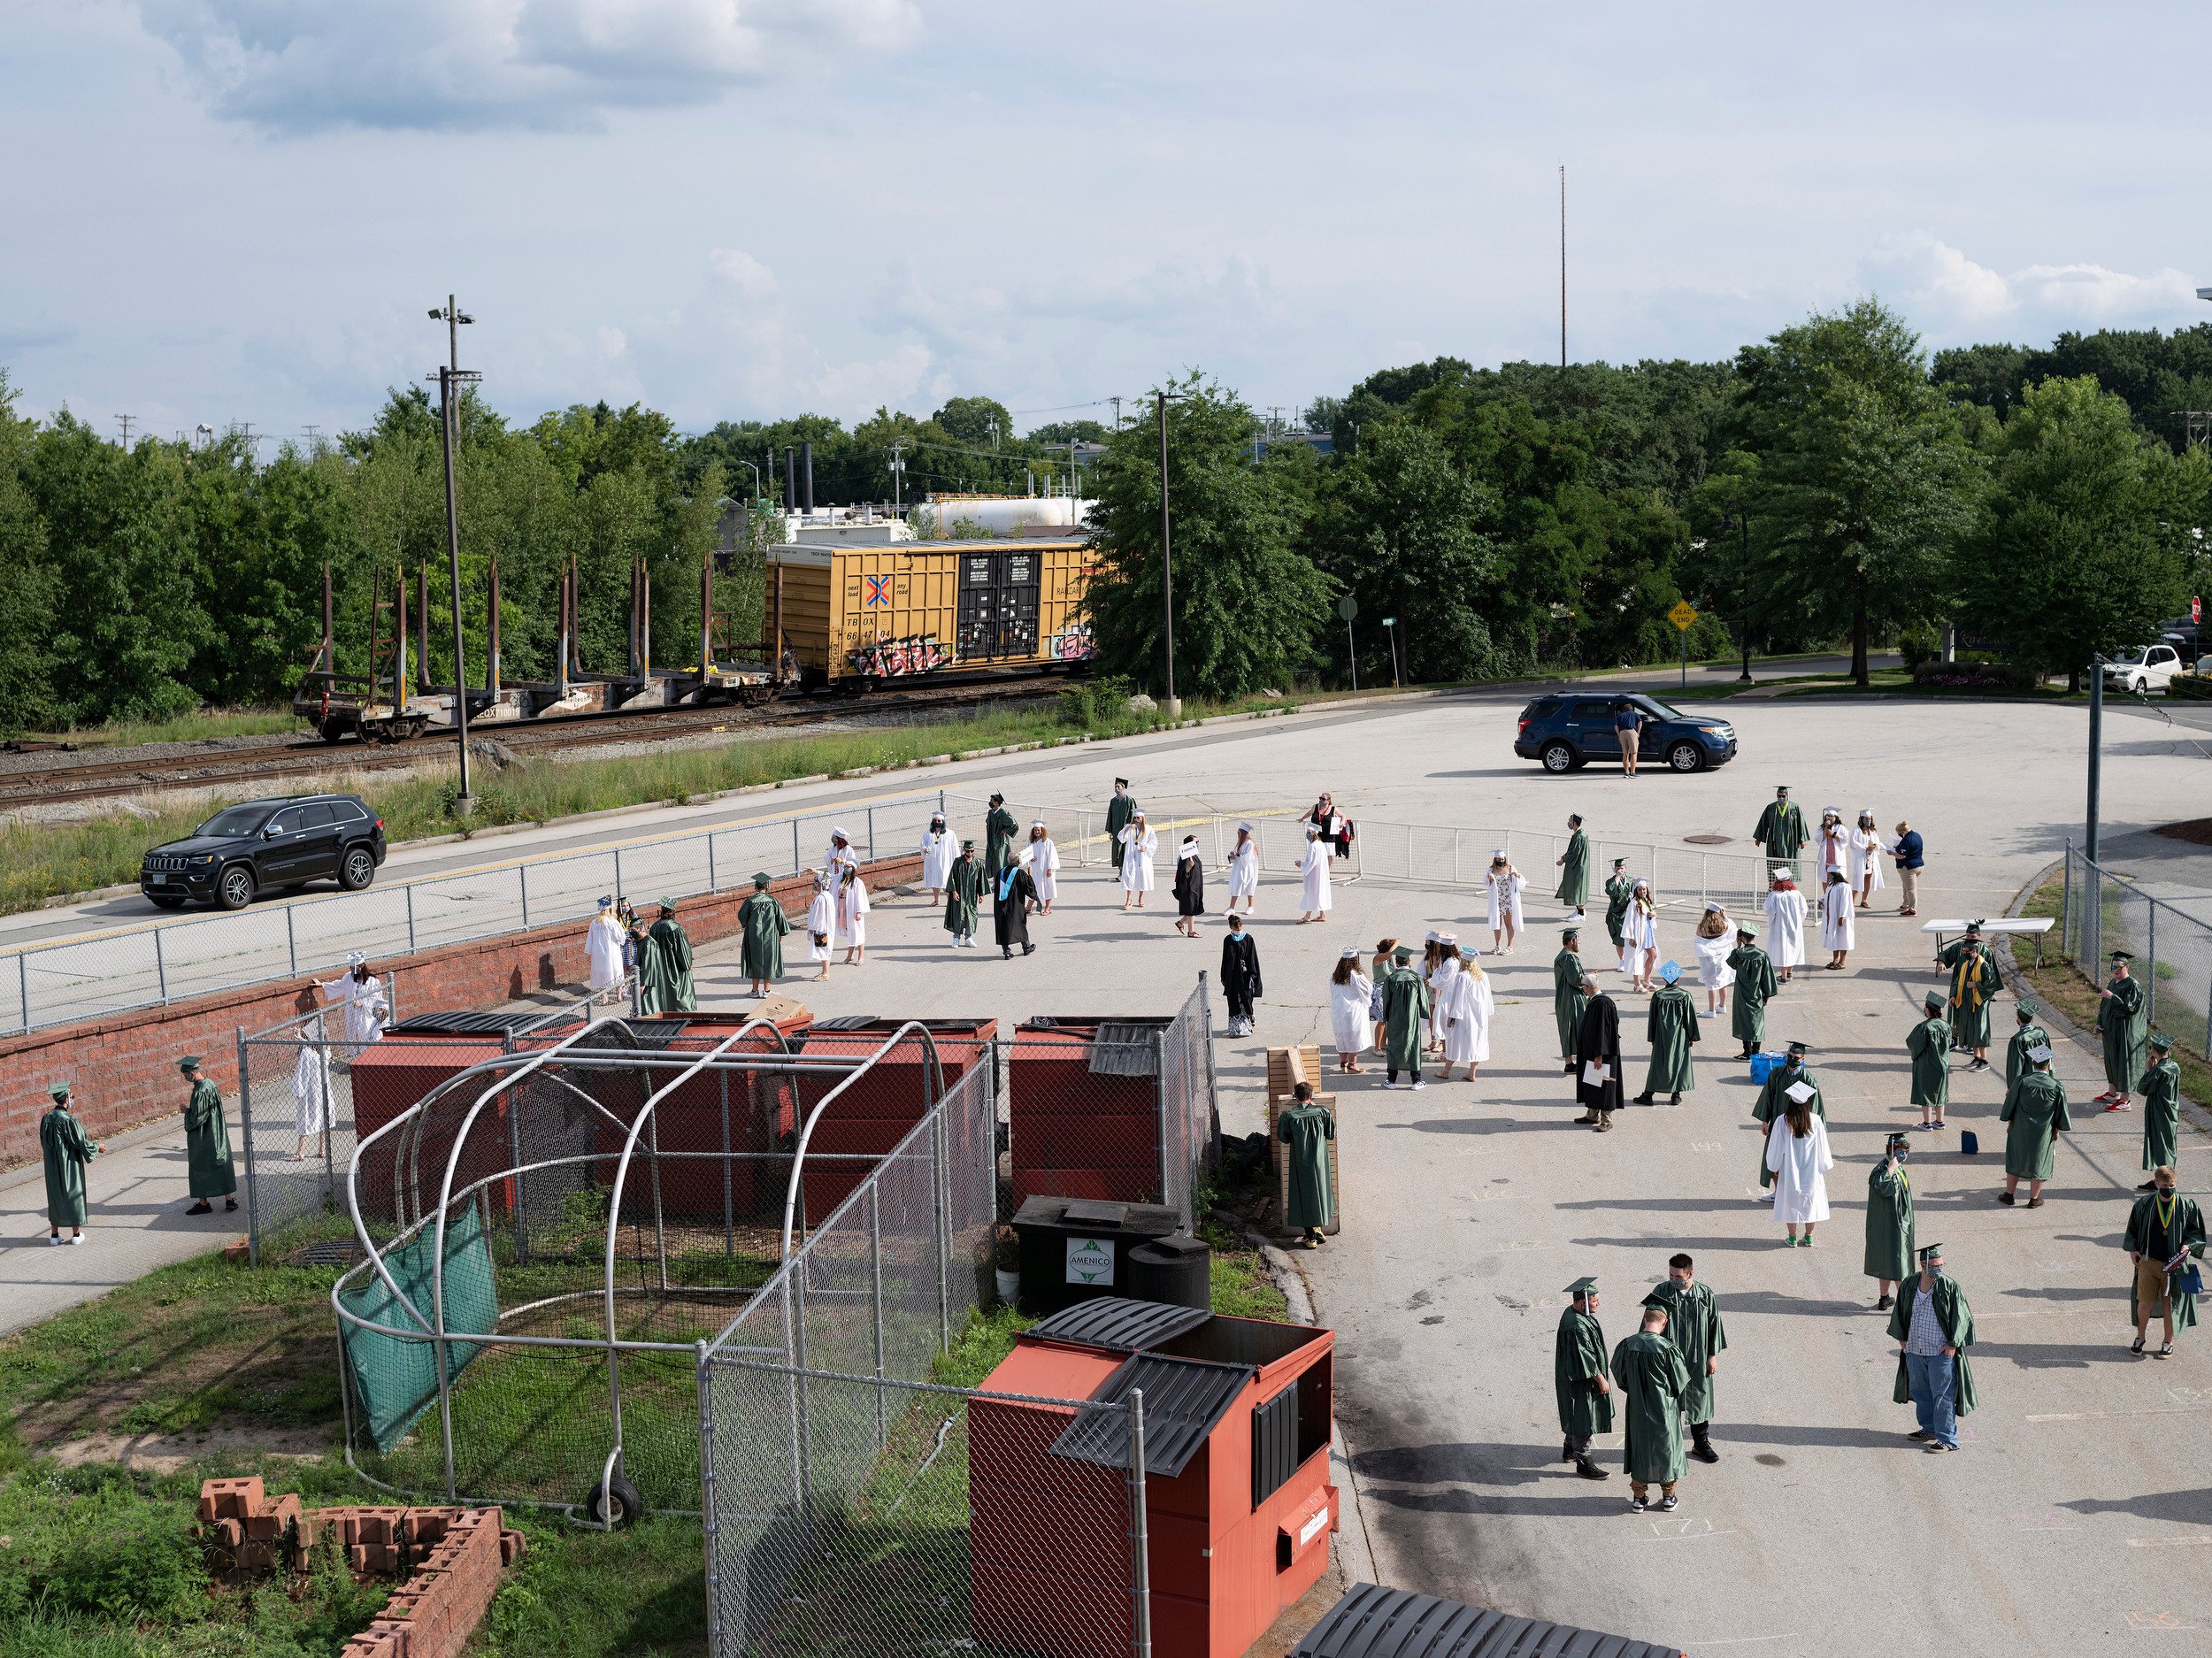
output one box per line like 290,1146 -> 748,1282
1174,855 -> 1205,917
1220,932 -> 1263,1011
993,864 -> 1037,949
1575,993 -> 1624,1111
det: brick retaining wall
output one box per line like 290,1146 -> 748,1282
1,853 -> 921,1167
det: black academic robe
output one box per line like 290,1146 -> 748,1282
1221,932 -> 1263,1013
1575,994 -> 1624,1111
1173,855 -> 1205,917
993,864 -> 1037,949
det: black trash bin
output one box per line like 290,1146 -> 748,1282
1011,1194 -> 1182,1316
1125,1233 -> 1211,1310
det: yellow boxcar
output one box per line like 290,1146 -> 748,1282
763,538 -> 1095,685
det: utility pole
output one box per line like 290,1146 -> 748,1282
1157,389 -> 1179,717
303,424 -> 321,457
889,440 -> 909,511
1110,395 -> 1123,432
2086,656 -> 2103,864
428,294 -> 478,815
1559,164 -> 1568,371
115,414 -> 134,447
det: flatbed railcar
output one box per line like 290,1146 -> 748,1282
763,536 -> 1097,689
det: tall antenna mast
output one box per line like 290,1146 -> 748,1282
1559,164 -> 1567,370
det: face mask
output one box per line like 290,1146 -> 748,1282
1669,1276 -> 1691,1291
2158,1186 -> 2177,1198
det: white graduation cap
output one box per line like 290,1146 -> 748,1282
345,951 -> 367,968
2026,1043 -> 2055,1064
1770,864 -> 1793,879
1340,947 -> 1361,960
1179,836 -> 1201,852
1702,900 -> 1724,913
1784,1080 -> 1816,1104
1237,820 -> 1255,833
1425,930 -> 1441,942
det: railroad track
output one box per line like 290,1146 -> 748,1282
0,677 -> 1064,810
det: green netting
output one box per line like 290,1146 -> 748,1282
339,1202 -> 500,1453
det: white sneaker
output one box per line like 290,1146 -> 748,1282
68,1234 -> 84,1245
47,1235 -> 64,1246
1411,1079 -> 1428,1090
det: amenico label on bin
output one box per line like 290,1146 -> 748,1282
1066,1237 -> 1116,1285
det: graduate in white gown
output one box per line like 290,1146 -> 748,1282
1818,870 -> 1855,970
1763,867 -> 1808,982
1329,948 -> 1374,1071
1297,826 -> 1332,922
1440,943 -> 1494,1080
805,874 -> 836,979
315,956 -> 389,1059
1690,902 -> 1736,1017
918,814 -> 956,900
587,896 -> 627,1002
1483,853 -> 1525,954
1118,813 -> 1158,908
1426,933 -> 1459,1055
292,1035 -> 334,1161
1225,823 -> 1259,913
1621,880 -> 1659,991
1816,810 -> 1850,887
838,865 -> 870,964
1021,821 -> 1060,912
1764,1095 -> 1834,1243
1849,810 -> 1887,909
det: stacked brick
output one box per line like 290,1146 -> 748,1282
197,1478 -> 527,1658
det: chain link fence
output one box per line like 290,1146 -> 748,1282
2063,844 -> 2212,1064
1,788 -> 956,1037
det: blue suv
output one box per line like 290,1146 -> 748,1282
1513,691 -> 1738,773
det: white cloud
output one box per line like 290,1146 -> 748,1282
134,0 -> 921,133
708,248 -> 777,302
1858,233 -> 2201,341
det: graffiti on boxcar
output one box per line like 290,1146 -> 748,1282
1048,623 -> 1095,662
848,633 -> 954,677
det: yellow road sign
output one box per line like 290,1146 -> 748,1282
1668,601 -> 1699,632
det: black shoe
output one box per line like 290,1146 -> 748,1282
1563,1062 -> 1578,1074
1690,1438 -> 1719,1465
1670,1093 -> 1683,1106
1002,948 -> 1013,959
1631,1092 -> 1655,1106
1022,944 -> 1035,956
1998,1191 -> 2015,1206
1877,1293 -> 1893,1311
1627,1494 -> 1647,1513
1967,1057 -> 1989,1072
225,1199 -> 237,1211
187,1201 -> 212,1215
1907,1429 -> 1930,1440
1575,1456 -> 1610,1480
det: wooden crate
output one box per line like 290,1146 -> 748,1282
1267,1093 -> 1341,1237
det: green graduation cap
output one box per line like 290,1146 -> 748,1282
1735,919 -> 1759,937
657,896 -> 677,913
752,871 -> 772,889
2016,1004 -> 2035,1023
1916,1242 -> 1944,1262
2110,949 -> 2135,962
1924,990 -> 1947,1010
1611,856 -> 1628,869
48,1081 -> 71,1101
1562,925 -> 1581,941
2149,1030 -> 2173,1050
1963,920 -> 1984,935
961,838 -> 976,849
1393,947 -> 1413,964
178,1055 -> 203,1071
1786,1040 -> 1810,1055
1565,1276 -> 1598,1299
1774,785 -> 1790,795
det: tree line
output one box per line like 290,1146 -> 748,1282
3,303 -> 2208,734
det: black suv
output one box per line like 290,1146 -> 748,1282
1513,691 -> 1739,773
140,794 -> 388,910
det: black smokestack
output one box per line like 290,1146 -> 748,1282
783,447 -> 795,509
801,441 -> 815,513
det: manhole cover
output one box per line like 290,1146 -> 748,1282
1684,833 -> 1733,845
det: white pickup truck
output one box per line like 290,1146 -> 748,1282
2103,643 -> 2185,694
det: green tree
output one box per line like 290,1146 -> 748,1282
0,380 -> 58,734
1310,419 -> 1498,684
1083,375 -> 1333,699
1729,299 -> 1978,684
932,395 -> 1014,449
1955,375 -> 2189,687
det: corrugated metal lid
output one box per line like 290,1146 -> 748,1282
1024,1296 -> 1210,1353
1089,1023 -> 1161,1077
1048,1353 -> 1251,1478
387,1011 -> 541,1036
1294,1583 -> 1686,1658
809,1015 -> 994,1033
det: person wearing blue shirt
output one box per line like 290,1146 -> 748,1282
1613,702 -> 1646,776
1891,819 -> 1925,917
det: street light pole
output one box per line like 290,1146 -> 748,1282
428,295 -> 477,814
2086,656 -> 2103,864
1381,618 -> 1402,688
1721,511 -> 1755,683
1157,390 -> 1179,716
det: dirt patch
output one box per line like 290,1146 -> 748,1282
2153,818 -> 2212,848
42,1424 -> 328,1472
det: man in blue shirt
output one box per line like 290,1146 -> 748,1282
1892,819 -> 1924,917
1613,702 -> 1646,776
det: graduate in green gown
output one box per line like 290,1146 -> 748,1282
982,792 -> 1019,879
1554,1278 -> 1613,1479
1601,858 -> 1632,956
1725,923 -> 1777,1059
2138,1032 -> 2183,1189
1936,924 -> 2001,1069
2124,1169 -> 2205,1355
1907,990 -> 1951,1130
1889,1243 -> 1977,1435
1752,1040 -> 1822,1189
1863,1133 -> 1915,1309
2005,1003 -> 2047,1090
1555,815 -> 1591,916
1612,1305 -> 1693,1510
943,841 -> 983,945
1634,960 -> 1698,1105
39,1082 -> 99,1244
1274,1082 -> 1335,1247
180,1056 -> 235,1215
636,898 -> 696,1015
1552,928 -> 1589,1071
1752,786 -> 1808,878
2097,951 -> 2148,1108
1998,1042 -> 2070,1207
1642,1254 -> 1725,1462
737,871 -> 788,994
1379,947 -> 1432,1087
1103,778 -> 1137,846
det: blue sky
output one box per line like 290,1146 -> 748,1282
4,3 -> 2208,443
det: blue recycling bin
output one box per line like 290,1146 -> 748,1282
1748,1051 -> 1785,1085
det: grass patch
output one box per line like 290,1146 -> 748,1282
20,707 -> 302,749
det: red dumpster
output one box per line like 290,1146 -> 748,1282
1008,1018 -> 1171,1207
787,1017 -> 996,1221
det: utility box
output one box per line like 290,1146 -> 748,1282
971,1297 -> 1337,1658
1010,1195 -> 1183,1316
1294,1583 -> 1689,1658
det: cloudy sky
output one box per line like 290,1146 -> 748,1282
4,3 -> 2208,443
